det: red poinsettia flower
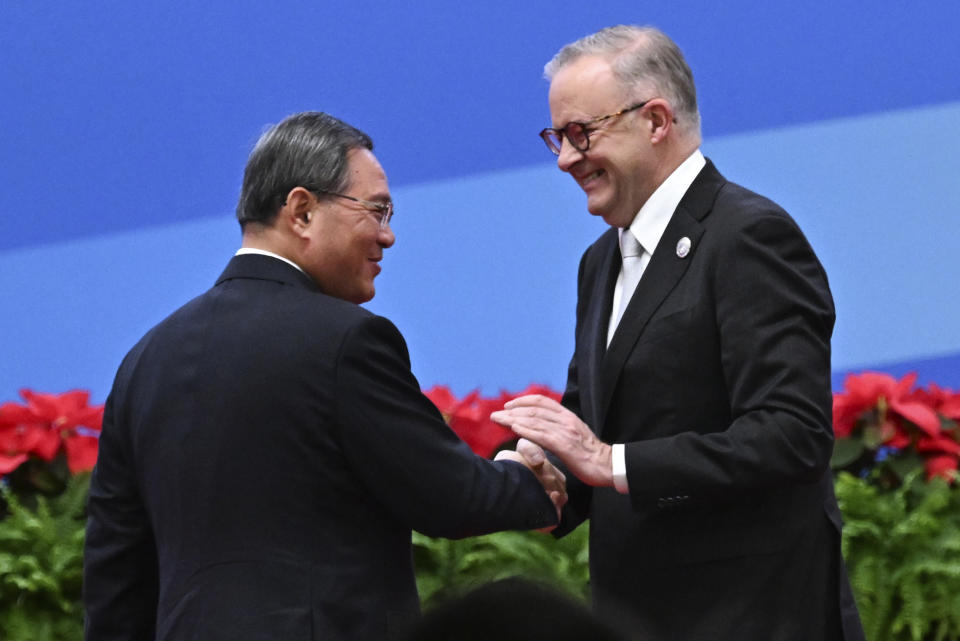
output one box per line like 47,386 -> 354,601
448,390 -> 515,459
20,389 -> 104,432
0,400 -> 60,471
916,433 -> 960,457
940,394 -> 960,421
423,385 -> 459,421
832,373 -> 960,484
422,385 -> 565,458
0,389 -> 103,477
901,382 -> 960,480
925,454 -> 958,482
63,432 -> 101,473
21,389 -> 104,473
911,382 -> 960,422
0,404 -> 31,474
832,372 -> 940,440
0,453 -> 28,475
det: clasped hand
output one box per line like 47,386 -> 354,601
492,394 -> 613,488
495,438 -> 566,528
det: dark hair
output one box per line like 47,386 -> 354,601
402,578 -> 630,641
235,111 -> 373,228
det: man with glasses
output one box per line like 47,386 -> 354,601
84,111 -> 565,641
493,26 -> 864,640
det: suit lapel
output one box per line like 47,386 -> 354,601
595,160 -> 725,434
580,231 -> 620,431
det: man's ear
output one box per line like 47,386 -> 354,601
646,99 -> 674,144
283,186 -> 316,236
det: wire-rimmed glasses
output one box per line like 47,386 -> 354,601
313,189 -> 394,229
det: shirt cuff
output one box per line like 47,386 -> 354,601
612,443 -> 629,494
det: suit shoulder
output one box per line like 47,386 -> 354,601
113,284 -> 392,384
713,179 -> 789,221
704,178 -> 832,297
579,227 -> 618,270
294,296 -> 407,355
287,288 -> 378,329
703,178 -> 819,252
114,290 -> 209,374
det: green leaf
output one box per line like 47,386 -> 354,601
414,525 -> 590,608
885,452 -> 926,485
838,471 -> 960,641
862,425 -> 886,449
0,474 -> 88,634
831,438 -> 865,468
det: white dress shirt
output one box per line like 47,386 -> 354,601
235,247 -> 306,274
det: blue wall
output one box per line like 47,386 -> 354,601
2,2 -> 959,402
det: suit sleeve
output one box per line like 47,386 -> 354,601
333,315 -> 557,538
623,210 -> 836,505
84,389 -> 159,641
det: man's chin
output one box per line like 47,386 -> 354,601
344,286 -> 376,305
591,208 -> 630,228
586,198 -> 617,224
586,199 -> 609,219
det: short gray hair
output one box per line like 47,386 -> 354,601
236,111 -> 373,228
544,25 -> 701,136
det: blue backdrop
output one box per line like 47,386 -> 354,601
2,1 -> 959,402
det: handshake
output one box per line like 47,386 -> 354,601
494,437 -> 567,528
490,394 -> 615,528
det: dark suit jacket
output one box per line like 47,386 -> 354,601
84,254 -> 556,641
557,161 -> 864,641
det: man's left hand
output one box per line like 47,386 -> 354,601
492,395 -> 613,488
495,439 -> 567,527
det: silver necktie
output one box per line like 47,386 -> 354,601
613,230 -> 644,332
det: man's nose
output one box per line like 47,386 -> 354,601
378,224 -> 395,248
556,138 -> 584,172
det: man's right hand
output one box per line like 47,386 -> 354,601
495,438 -> 567,528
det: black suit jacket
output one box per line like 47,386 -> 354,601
557,161 -> 864,640
84,254 -> 556,641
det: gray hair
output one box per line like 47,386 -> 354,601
544,25 -> 701,136
236,111 -> 373,228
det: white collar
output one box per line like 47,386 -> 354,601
623,149 -> 706,255
234,247 -> 306,275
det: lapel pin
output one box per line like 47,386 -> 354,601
676,236 -> 692,258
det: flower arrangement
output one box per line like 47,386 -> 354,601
831,372 -> 960,485
0,390 -> 102,499
0,390 -> 102,641
1,374 -> 959,640
830,373 -> 960,640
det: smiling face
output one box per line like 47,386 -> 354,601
548,55 -> 661,228
301,147 -> 394,304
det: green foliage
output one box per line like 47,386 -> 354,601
413,524 -> 590,608
0,474 -> 88,641
4,471 -> 960,641
837,471 -> 960,641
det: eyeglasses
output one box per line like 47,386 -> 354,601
313,189 -> 394,229
539,100 -> 651,155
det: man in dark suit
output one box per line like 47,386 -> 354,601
493,26 -> 865,640
83,111 -> 563,641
